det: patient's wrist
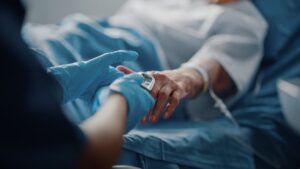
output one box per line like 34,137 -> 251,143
176,67 -> 204,97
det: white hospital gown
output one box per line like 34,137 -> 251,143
110,0 -> 267,119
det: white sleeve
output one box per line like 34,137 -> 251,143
188,2 -> 268,96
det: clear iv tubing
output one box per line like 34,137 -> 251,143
208,88 -> 239,127
208,88 -> 280,168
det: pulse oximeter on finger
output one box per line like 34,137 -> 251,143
139,73 -> 155,92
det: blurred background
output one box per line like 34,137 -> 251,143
25,0 -> 125,24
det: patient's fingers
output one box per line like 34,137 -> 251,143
163,90 -> 182,119
141,110 -> 153,124
151,85 -> 173,123
141,116 -> 148,124
146,71 -> 184,123
116,65 -> 135,74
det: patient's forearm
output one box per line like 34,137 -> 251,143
78,94 -> 127,169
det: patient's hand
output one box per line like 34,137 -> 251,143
117,66 -> 205,123
118,57 -> 236,124
117,66 -> 203,123
144,68 -> 204,123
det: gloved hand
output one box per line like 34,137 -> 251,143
47,50 -> 138,103
93,73 -> 155,133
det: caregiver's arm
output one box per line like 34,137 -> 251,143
78,94 -> 127,169
78,74 -> 155,169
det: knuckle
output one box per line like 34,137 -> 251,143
163,85 -> 172,92
160,73 -> 167,79
172,82 -> 180,89
160,92 -> 168,99
155,73 -> 167,80
152,72 -> 161,77
176,87 -> 185,94
171,95 -> 180,102
169,79 -> 176,84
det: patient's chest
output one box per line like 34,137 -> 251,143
112,0 -> 225,67
111,0 -> 251,69
120,0 -> 218,35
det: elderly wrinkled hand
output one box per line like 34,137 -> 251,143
143,68 -> 204,123
48,50 -> 138,103
117,66 -> 205,123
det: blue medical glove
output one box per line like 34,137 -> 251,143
48,50 -> 138,103
94,73 -> 155,133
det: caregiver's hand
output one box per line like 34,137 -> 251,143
105,73 -> 155,132
146,68 -> 204,123
48,50 -> 138,103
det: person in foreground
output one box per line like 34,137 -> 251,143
0,1 -> 155,169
